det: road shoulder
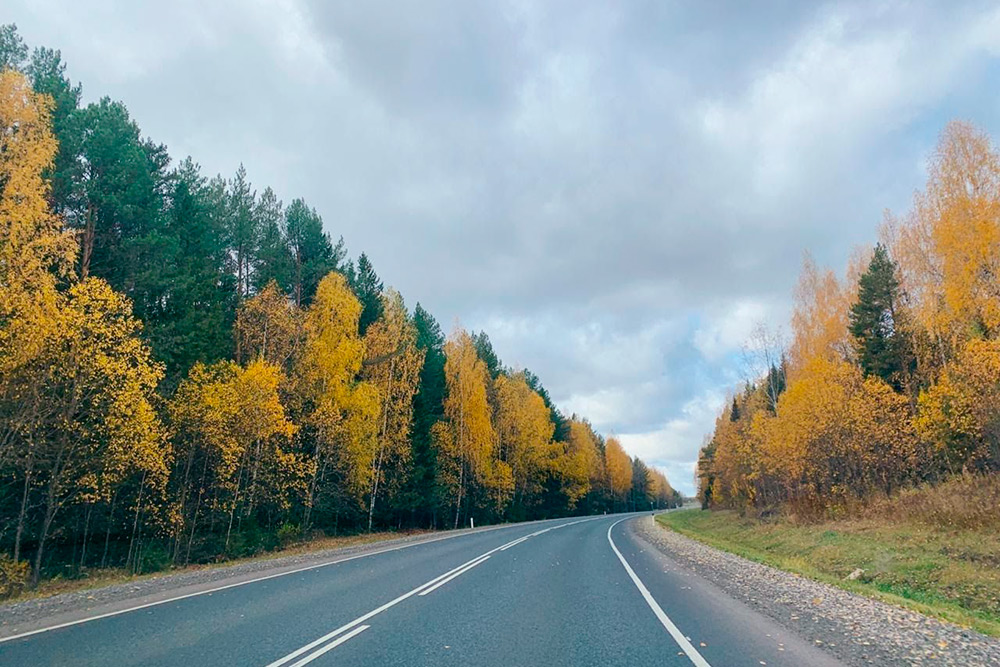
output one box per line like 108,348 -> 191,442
635,515 -> 1000,667
0,523 -> 512,641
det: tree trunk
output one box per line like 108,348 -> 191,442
14,454 -> 33,563
79,502 -> 93,572
126,473 -> 146,574
101,491 -> 117,569
32,478 -> 61,587
453,463 -> 464,530
80,204 -> 95,280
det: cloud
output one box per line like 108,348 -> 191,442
7,0 -> 1000,495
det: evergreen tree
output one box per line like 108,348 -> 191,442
729,397 -> 740,422
408,303 -> 446,526
849,244 -> 911,390
27,46 -> 82,216
252,187 -> 294,295
225,165 -> 258,300
150,158 -> 237,380
0,24 -> 27,71
284,198 -> 341,306
630,458 -> 651,511
472,331 -> 503,378
62,98 -> 168,287
350,252 -> 383,335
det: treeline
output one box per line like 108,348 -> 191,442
0,27 -> 679,592
698,121 -> 1000,516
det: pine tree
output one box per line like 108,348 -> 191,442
408,304 -> 446,526
252,187 -> 293,296
849,244 -> 911,390
284,199 -> 341,306
350,252 -> 383,335
152,158 -> 236,380
472,331 -> 503,378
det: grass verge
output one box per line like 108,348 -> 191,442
656,508 -> 1000,637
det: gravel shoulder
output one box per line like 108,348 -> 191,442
635,516 -> 1000,666
0,523 -> 510,639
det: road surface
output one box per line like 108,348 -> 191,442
0,513 -> 842,666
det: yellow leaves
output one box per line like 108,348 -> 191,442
916,339 -> 1000,471
494,372 -> 554,497
296,272 -> 365,405
605,436 -> 632,497
362,289 -> 423,463
787,254 -> 852,382
0,70 -> 76,376
172,360 -> 295,476
0,70 -> 76,298
898,122 -> 1000,354
290,271 -> 379,507
553,419 -> 601,507
171,358 -> 299,518
235,280 -> 302,368
443,328 -> 496,477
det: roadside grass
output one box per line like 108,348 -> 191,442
7,529 -> 431,605
657,504 -> 1000,637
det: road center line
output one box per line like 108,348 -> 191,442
0,518 -> 572,645
418,555 -> 491,596
499,536 -> 530,551
264,519 -> 591,667
286,625 -> 369,667
607,518 -> 712,667
263,551 -> 497,667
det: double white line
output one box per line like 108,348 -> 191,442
264,527 -> 565,667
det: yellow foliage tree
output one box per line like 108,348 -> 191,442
361,289 -> 423,531
898,122 -> 1000,362
170,359 -> 299,558
787,254 -> 853,381
18,279 -> 167,581
0,70 -> 166,582
604,437 -> 633,505
494,372 -> 555,511
291,272 -> 379,527
234,280 -> 301,368
916,339 -> 1000,473
553,419 -> 601,509
440,328 -> 498,528
0,70 -> 75,310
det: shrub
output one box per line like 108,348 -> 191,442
0,556 -> 29,599
276,523 -> 301,548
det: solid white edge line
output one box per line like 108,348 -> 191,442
607,518 -> 712,667
417,555 -> 491,596
286,625 -> 369,667
0,517 -> 574,645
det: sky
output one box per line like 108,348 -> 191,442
7,1 -> 1000,494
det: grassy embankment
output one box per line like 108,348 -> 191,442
657,475 -> 1000,637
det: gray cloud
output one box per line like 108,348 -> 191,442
8,0 -> 1000,493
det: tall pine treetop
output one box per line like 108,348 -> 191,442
849,243 -> 910,390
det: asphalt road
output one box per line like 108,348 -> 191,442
0,513 -> 843,666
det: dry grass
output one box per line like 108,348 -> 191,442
659,475 -> 1000,637
865,473 -> 1000,532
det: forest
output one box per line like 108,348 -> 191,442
698,119 -> 1000,517
0,26 -> 679,594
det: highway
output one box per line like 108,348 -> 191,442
0,513 -> 842,666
